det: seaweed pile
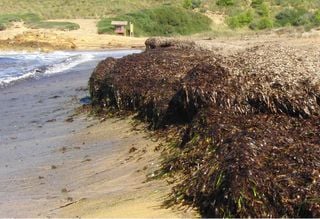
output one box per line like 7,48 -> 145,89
89,39 -> 320,217
89,44 -> 214,128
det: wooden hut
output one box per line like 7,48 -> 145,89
111,21 -> 128,36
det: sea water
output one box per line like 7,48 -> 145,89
0,50 -> 141,88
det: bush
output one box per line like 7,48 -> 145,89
275,8 -> 310,26
251,0 -> 264,8
183,0 -> 202,9
98,6 -> 211,36
228,10 -> 253,28
0,13 -> 41,30
0,13 -> 79,31
255,3 -> 270,17
216,0 -> 235,7
313,10 -> 320,25
183,0 -> 192,9
192,0 -> 202,9
249,17 -> 273,30
0,23 -> 5,31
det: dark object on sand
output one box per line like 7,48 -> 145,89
46,119 -> 57,123
129,147 -> 138,153
49,95 -> 61,99
80,96 -> 92,105
89,39 -> 320,217
65,117 -> 74,123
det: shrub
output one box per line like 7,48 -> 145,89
0,23 -> 5,31
228,10 -> 253,28
192,0 -> 202,9
199,8 -> 207,13
0,13 -> 41,30
251,0 -> 264,8
275,8 -> 310,26
216,0 -> 235,7
183,0 -> 202,9
313,10 -> 320,25
183,0 -> 192,9
249,17 -> 273,30
255,3 -> 270,17
98,6 -> 211,36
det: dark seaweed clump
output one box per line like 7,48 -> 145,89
89,39 -> 320,217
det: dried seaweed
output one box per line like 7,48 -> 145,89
89,46 -> 213,128
89,39 -> 320,217
167,108 -> 320,217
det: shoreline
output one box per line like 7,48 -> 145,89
0,55 -> 196,217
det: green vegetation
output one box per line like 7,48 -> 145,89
0,13 -> 79,31
181,0 -> 320,31
275,8 -> 313,26
216,0 -> 235,6
28,21 -> 80,30
0,13 -> 39,28
0,0 -> 320,34
227,10 -> 254,28
0,0 -> 182,19
249,17 -> 273,30
97,6 -> 211,36
183,0 -> 202,9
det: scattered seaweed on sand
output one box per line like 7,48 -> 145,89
89,38 -> 320,217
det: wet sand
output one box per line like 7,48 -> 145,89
0,57 -> 196,217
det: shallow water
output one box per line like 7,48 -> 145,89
0,49 -> 140,217
0,50 -> 141,87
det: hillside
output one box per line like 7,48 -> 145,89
97,6 -> 212,36
0,0 -> 182,19
1,0 -> 320,35
204,0 -> 320,30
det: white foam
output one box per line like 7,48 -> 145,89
0,69 -> 41,87
44,53 -> 95,75
0,50 -> 142,88
0,53 -> 94,87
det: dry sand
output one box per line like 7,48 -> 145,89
0,57 -> 196,217
1,18 -> 320,52
0,19 -> 147,51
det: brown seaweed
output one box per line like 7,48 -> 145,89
89,39 -> 320,217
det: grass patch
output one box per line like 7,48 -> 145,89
97,6 -> 211,36
0,13 -> 40,28
28,21 -> 80,31
0,13 -> 79,31
0,0 -> 183,19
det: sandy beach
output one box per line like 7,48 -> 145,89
0,54 -> 196,217
0,19 -> 147,51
